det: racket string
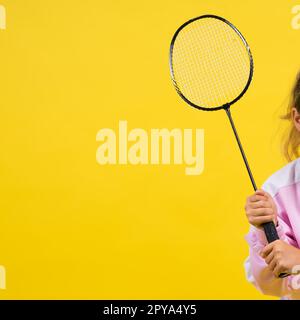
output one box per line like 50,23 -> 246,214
171,17 -> 251,108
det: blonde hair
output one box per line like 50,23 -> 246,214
281,71 -> 300,161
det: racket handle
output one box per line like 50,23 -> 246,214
262,221 -> 279,243
262,221 -> 289,278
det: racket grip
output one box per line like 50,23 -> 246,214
262,221 -> 289,278
262,221 -> 279,243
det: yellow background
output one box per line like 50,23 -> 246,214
0,0 -> 299,299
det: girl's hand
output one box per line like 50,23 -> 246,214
261,240 -> 300,277
245,189 -> 278,229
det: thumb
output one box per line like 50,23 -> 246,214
260,189 -> 278,224
261,190 -> 273,200
255,189 -> 266,196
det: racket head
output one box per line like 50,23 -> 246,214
169,15 -> 254,111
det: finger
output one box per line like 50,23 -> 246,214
255,189 -> 266,196
246,194 -> 266,206
249,194 -> 268,203
250,200 -> 272,209
247,208 -> 273,217
267,257 -> 277,272
249,215 -> 274,226
261,242 -> 275,258
264,251 -> 274,265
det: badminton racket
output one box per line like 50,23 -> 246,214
169,14 -> 288,278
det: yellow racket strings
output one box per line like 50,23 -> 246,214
171,18 -> 251,108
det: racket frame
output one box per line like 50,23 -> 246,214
169,14 -> 254,111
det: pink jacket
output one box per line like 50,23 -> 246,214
245,158 -> 300,299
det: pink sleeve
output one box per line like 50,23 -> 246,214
245,193 -> 300,299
